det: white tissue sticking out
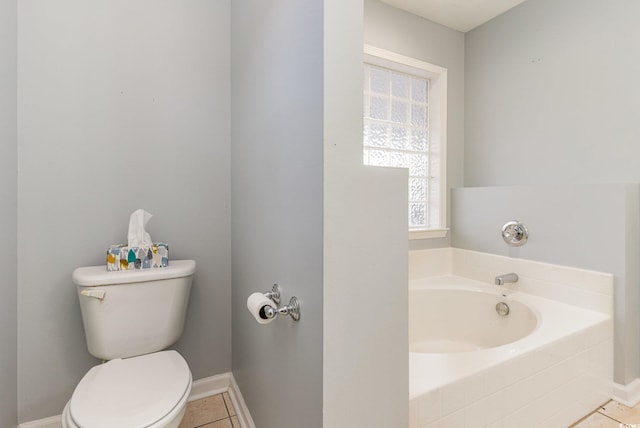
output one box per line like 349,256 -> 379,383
127,209 -> 153,247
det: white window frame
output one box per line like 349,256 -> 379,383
363,45 -> 448,239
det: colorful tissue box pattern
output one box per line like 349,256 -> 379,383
107,243 -> 169,271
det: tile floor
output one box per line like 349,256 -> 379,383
177,393 -> 640,428
572,400 -> 640,427
179,392 -> 240,428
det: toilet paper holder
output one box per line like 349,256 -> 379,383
264,284 -> 281,305
263,284 -> 300,322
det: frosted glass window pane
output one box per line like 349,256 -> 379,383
409,154 -> 427,177
365,123 -> 388,148
368,149 -> 389,167
412,79 -> 428,102
410,203 -> 427,228
411,130 -> 428,152
409,178 -> 427,202
411,105 -> 427,127
370,97 -> 388,120
390,151 -> 408,168
363,57 -> 443,232
392,73 -> 409,98
390,127 -> 408,150
391,101 -> 408,124
370,67 -> 390,94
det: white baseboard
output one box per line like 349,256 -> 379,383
17,415 -> 61,428
613,378 -> 640,407
188,372 -> 232,401
18,372 -> 254,428
227,372 -> 256,428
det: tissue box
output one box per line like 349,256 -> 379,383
106,243 -> 169,271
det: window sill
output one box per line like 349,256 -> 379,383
409,228 -> 449,240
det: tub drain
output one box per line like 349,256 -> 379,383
496,301 -> 510,316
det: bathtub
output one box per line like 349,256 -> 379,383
409,275 -> 613,428
410,279 -> 538,354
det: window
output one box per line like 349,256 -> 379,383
363,45 -> 447,239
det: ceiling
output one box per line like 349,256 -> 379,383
380,0 -> 529,32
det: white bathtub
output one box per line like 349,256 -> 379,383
409,275 -> 613,428
410,279 -> 538,353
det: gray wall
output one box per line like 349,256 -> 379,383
0,0 -> 17,426
230,1 -> 324,427
465,0 -> 640,186
231,2 -> 410,427
364,0 -> 465,251
464,0 -> 640,385
324,1 -> 409,426
18,1 -> 231,422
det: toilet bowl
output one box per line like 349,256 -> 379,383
65,260 -> 196,428
62,351 -> 192,428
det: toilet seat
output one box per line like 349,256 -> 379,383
67,350 -> 191,428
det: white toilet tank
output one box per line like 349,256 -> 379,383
72,260 -> 196,361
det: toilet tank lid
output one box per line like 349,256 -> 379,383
72,260 -> 196,287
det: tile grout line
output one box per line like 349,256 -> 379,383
194,417 -> 233,428
570,409 -> 602,427
596,410 -> 625,424
222,393 -> 232,417
223,391 -> 239,420
182,393 -> 233,428
597,407 -> 627,424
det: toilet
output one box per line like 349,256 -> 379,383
62,260 -> 196,428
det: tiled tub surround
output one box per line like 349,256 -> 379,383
409,248 -> 614,428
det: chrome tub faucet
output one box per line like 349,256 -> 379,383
495,273 -> 519,286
